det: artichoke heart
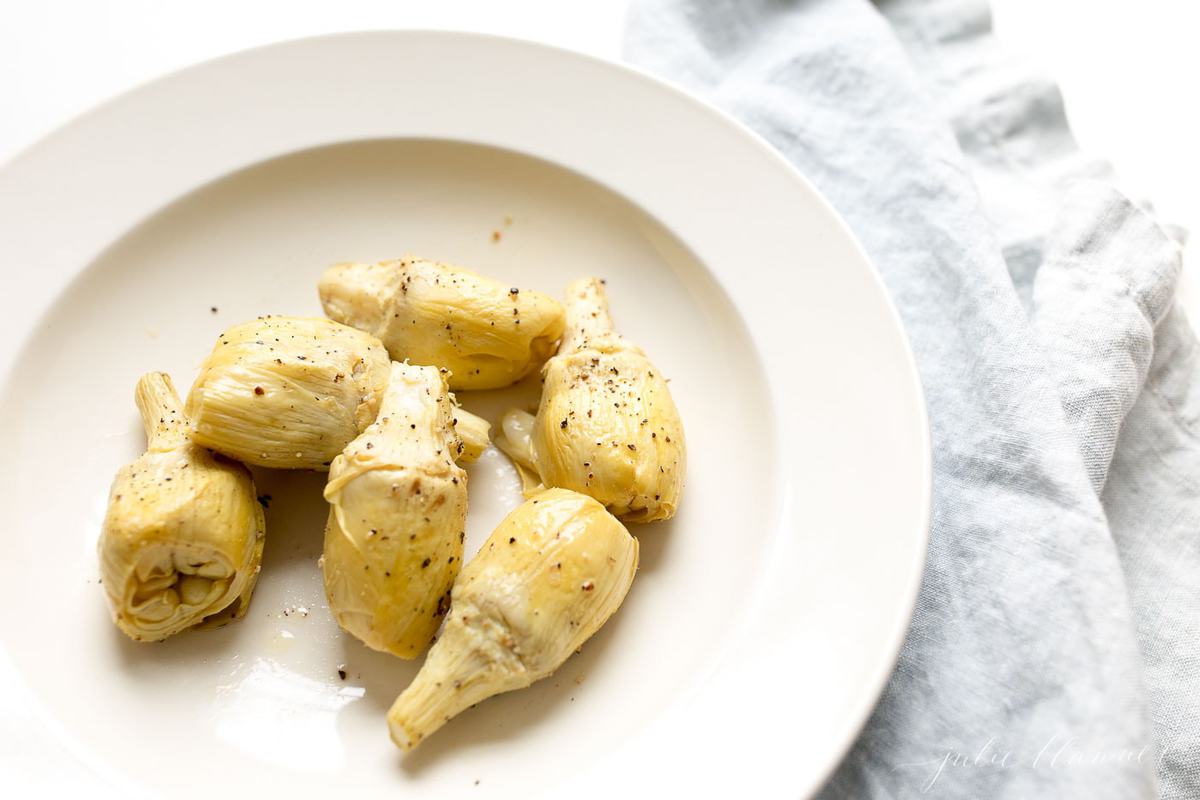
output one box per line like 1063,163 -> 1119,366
323,362 -> 490,658
98,372 -> 266,642
186,316 -> 391,470
496,278 -> 686,522
318,257 -> 566,390
387,488 -> 637,751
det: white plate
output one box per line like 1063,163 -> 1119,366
0,32 -> 929,799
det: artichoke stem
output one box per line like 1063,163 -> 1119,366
386,619 -> 500,751
135,372 -> 189,452
561,277 -> 615,352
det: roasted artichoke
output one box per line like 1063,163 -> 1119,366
318,257 -> 566,390
186,316 -> 391,470
322,361 -> 490,658
496,278 -> 685,522
98,372 -> 266,642
387,488 -> 638,751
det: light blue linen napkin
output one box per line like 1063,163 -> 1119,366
625,1 -> 1195,797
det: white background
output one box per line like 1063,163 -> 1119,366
993,0 -> 1199,310
1,0 -> 1195,295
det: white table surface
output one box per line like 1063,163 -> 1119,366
0,1 -> 1196,791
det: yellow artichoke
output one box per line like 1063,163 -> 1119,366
185,316 -> 391,470
98,372 -> 266,642
318,257 -> 565,390
497,278 -> 685,522
387,488 -> 637,751
322,362 -> 490,658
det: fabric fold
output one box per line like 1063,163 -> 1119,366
1033,182 -> 1183,492
627,0 -> 1195,796
1103,305 -> 1200,800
